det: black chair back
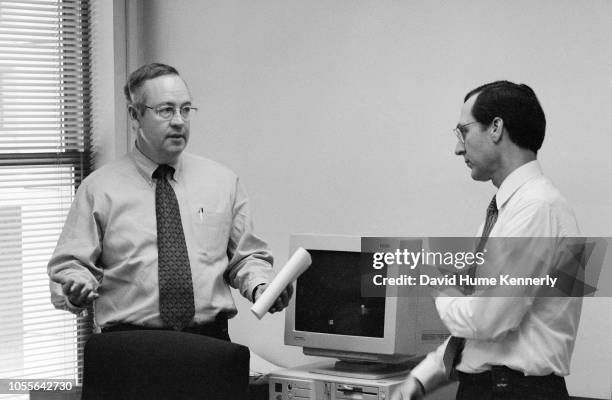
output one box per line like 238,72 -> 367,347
81,330 -> 249,400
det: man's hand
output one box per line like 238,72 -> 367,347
253,283 -> 294,313
391,375 -> 425,400
53,275 -> 99,307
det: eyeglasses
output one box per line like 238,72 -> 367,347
453,121 -> 478,144
143,104 -> 198,121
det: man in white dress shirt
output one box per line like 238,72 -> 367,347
393,81 -> 582,400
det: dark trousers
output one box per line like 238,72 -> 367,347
456,366 -> 569,400
101,314 -> 230,342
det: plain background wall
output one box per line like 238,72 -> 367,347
127,1 -> 612,397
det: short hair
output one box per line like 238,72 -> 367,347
464,80 -> 546,153
123,63 -> 180,108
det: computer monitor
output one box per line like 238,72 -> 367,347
284,234 -> 449,379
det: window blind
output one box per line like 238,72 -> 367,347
0,1 -> 92,398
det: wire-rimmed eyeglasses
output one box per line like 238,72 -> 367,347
144,104 -> 199,121
453,121 -> 478,144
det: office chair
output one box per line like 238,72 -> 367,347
81,330 -> 249,400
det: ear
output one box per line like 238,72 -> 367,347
127,105 -> 140,121
127,105 -> 143,131
490,117 -> 504,143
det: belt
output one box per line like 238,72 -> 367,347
458,366 -> 565,394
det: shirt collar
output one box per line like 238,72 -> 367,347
130,144 -> 183,183
495,160 -> 543,210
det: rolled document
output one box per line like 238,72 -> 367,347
251,247 -> 312,319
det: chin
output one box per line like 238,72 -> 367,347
162,147 -> 185,161
470,170 -> 489,182
167,142 -> 187,153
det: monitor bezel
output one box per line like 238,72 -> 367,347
284,234 -> 419,362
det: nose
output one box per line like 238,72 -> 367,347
455,140 -> 465,156
169,109 -> 186,125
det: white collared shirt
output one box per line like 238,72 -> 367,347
412,160 -> 582,392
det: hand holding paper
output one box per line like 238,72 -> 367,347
251,247 -> 312,319
253,282 -> 293,313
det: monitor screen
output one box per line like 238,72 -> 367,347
295,250 -> 385,338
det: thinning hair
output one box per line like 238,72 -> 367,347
123,63 -> 180,111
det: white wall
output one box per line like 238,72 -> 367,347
90,0 -> 130,166
131,1 -> 612,397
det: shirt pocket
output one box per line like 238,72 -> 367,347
191,209 -> 232,260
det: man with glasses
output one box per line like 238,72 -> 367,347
392,81 -> 581,399
48,63 -> 291,340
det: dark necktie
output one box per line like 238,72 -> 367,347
442,196 -> 498,378
465,196 -> 499,294
153,164 -> 195,330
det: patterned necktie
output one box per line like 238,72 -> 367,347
465,196 -> 499,293
153,164 -> 195,330
443,196 -> 498,378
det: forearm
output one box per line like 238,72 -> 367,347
435,296 -> 532,340
409,339 -> 451,393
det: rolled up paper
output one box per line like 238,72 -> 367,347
251,247 -> 312,319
